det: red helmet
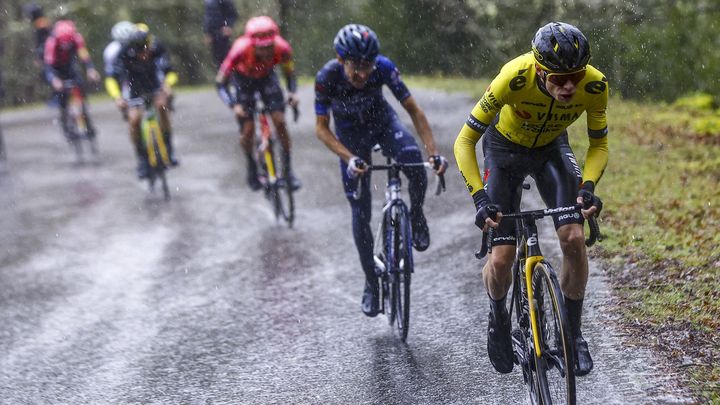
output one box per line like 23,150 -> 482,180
245,16 -> 279,47
54,20 -> 77,44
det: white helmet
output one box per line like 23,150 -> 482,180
111,21 -> 137,43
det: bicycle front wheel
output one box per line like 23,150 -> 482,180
276,180 -> 295,227
532,261 -> 576,405
389,203 -> 412,342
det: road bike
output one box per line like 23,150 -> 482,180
61,80 -> 97,164
476,188 -> 601,405
355,148 -> 445,342
254,103 -> 298,227
138,96 -> 171,201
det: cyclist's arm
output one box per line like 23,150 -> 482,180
454,123 -> 485,196
316,115 -> 354,163
454,72 -> 507,197
74,34 -> 97,74
400,96 -> 438,156
105,77 -> 122,99
583,78 -> 610,185
280,60 -> 297,94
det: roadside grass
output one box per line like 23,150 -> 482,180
406,75 -> 720,401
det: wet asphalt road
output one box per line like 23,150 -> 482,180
0,86 -> 690,404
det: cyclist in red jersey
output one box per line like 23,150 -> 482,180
44,20 -> 100,141
215,16 -> 301,191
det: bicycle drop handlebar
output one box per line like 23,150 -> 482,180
475,204 -> 602,259
351,161 -> 446,200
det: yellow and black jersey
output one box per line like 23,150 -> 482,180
454,52 -> 609,196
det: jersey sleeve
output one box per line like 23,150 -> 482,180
468,69 -> 512,130
314,68 -> 331,116
378,57 -> 410,102
218,38 -> 244,78
583,74 -> 609,185
454,68 -> 512,197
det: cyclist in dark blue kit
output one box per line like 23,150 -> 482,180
315,24 -> 448,317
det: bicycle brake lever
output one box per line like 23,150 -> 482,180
435,173 -> 446,195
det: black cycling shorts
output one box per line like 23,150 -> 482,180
232,71 -> 285,117
481,125 -> 584,246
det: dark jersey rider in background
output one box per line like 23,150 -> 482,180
23,3 -> 52,66
315,24 -> 448,317
203,0 -> 239,68
106,28 -> 179,178
454,22 -> 607,376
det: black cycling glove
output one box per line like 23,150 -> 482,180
473,189 -> 498,229
578,181 -> 603,217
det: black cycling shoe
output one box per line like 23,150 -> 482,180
361,280 -> 380,317
574,335 -> 594,376
283,170 -> 302,191
565,296 -> 594,376
246,160 -> 262,191
410,208 -> 430,252
136,159 -> 149,179
487,305 -> 514,374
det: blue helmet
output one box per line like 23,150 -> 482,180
334,24 -> 379,62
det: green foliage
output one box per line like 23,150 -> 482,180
2,0 -> 720,106
673,92 -> 718,111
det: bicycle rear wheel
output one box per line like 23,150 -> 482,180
532,261 -> 576,405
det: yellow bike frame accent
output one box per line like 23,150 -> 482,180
142,117 -> 170,168
264,149 -> 276,179
525,255 -> 544,357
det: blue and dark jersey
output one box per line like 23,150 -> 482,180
314,55 -> 411,130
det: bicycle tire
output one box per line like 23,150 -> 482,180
382,209 -> 396,326
532,261 -> 576,405
390,202 -> 412,342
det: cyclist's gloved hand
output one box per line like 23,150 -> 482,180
215,82 -> 234,107
429,155 -> 449,175
346,156 -> 367,179
577,181 -> 603,218
473,189 -> 500,230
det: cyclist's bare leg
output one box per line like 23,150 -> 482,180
127,106 -> 148,177
270,110 -> 291,152
484,243 -> 515,373
154,91 -> 177,164
236,106 -> 261,190
483,245 -> 515,300
269,110 -> 301,189
154,92 -> 172,135
556,223 -> 588,300
127,107 -> 143,153
556,222 -> 593,374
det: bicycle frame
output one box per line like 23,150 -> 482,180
66,84 -> 87,135
142,102 -> 171,169
139,97 -> 171,200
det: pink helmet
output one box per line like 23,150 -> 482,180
244,16 -> 279,47
54,20 -> 77,44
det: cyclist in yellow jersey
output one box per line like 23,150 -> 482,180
454,22 -> 607,377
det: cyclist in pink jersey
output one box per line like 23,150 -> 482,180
215,16 -> 300,191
